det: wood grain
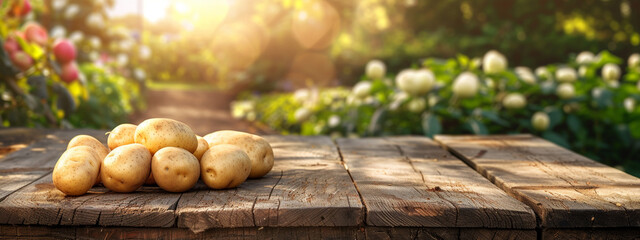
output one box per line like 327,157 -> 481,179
436,134 -> 640,228
0,225 -> 536,240
542,228 -> 640,240
336,136 -> 536,230
0,173 -> 180,227
0,129 -> 105,201
176,136 -> 363,233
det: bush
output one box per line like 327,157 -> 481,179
234,50 -> 640,177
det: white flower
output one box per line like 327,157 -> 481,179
531,112 -> 550,131
88,36 -> 101,49
578,66 -> 587,77
294,108 -> 313,122
328,115 -> 340,128
535,67 -> 550,79
139,45 -> 152,60
629,53 -> 640,68
64,4 -> 80,20
428,95 -> 439,107
134,68 -> 146,80
624,98 -> 635,113
69,31 -> 84,43
555,67 -> 577,83
365,59 -> 386,79
88,51 -> 99,62
116,53 -> 129,67
389,91 -> 408,110
407,98 -> 426,113
602,63 -> 621,81
556,83 -> 575,99
606,79 -> 619,88
352,81 -> 372,99
515,67 -> 536,84
395,69 -> 435,95
576,51 -> 595,65
452,72 -> 479,98
485,78 -> 495,89
119,39 -> 135,51
52,0 -> 67,10
86,13 -> 105,29
502,93 -> 527,109
50,25 -> 67,39
592,87 -> 604,99
293,88 -> 310,103
483,50 -> 507,74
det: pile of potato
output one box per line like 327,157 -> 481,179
52,118 -> 274,196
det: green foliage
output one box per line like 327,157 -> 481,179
235,51 -> 640,176
66,63 -> 141,129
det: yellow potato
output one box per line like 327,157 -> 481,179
107,123 -> 137,150
152,147 -> 200,192
53,146 -> 100,196
134,118 -> 198,154
200,144 -> 251,189
67,135 -> 109,160
67,135 -> 109,185
192,136 -> 209,160
204,130 -> 274,178
101,143 -> 151,193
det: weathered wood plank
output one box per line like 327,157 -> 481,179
0,129 -> 181,227
0,129 -> 106,201
176,136 -> 363,233
336,136 -> 536,230
542,228 -> 640,240
436,134 -> 640,228
0,225 -> 536,240
0,173 -> 179,227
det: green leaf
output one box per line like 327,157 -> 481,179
421,112 -> 442,138
566,114 -> 583,135
542,131 -> 570,148
480,109 -> 509,126
466,119 -> 488,135
545,107 -> 563,129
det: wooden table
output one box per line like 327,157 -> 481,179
0,129 -> 638,239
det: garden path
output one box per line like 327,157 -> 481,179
128,89 -> 272,136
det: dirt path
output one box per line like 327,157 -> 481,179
128,89 -> 272,136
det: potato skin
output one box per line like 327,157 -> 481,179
108,123 -> 137,150
192,136 -> 209,160
204,131 -> 274,178
53,146 -> 100,196
67,135 -> 109,185
200,144 -> 251,189
152,147 -> 200,192
101,143 -> 151,193
134,118 -> 198,154
67,135 -> 109,160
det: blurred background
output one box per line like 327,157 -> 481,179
2,0 -> 640,175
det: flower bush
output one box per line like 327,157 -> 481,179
234,50 -> 640,176
0,0 -> 142,129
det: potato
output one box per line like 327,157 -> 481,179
101,143 -> 151,193
204,130 -> 274,178
152,147 -> 200,192
134,118 -> 198,154
192,136 -> 209,160
53,146 -> 101,196
67,135 -> 109,160
107,123 -> 137,150
200,144 -> 251,189
67,135 -> 109,185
